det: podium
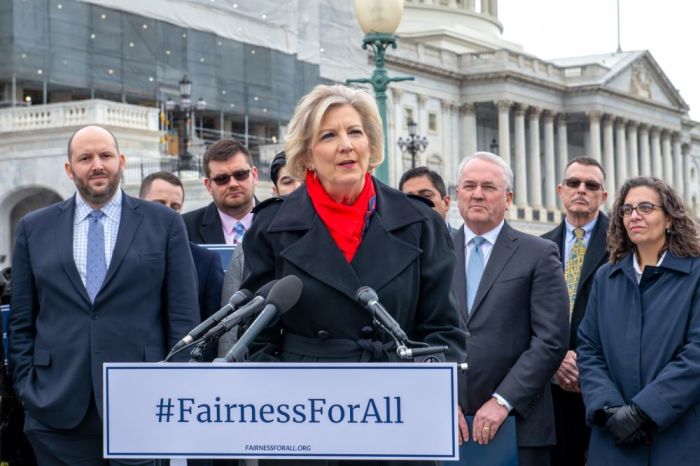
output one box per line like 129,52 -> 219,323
103,362 -> 458,461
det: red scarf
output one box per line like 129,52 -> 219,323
306,171 -> 376,262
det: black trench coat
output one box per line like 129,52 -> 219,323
241,178 -> 467,466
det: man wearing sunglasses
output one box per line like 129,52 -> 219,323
541,156 -> 609,466
183,139 -> 259,246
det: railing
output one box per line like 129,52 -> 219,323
0,99 -> 160,133
123,155 -> 273,185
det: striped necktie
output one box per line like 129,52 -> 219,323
565,228 -> 586,316
233,222 -> 246,246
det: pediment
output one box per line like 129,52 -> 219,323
604,52 -> 688,111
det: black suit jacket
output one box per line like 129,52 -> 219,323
452,222 -> 569,447
183,202 -> 225,244
541,213 -> 609,349
189,242 -> 224,322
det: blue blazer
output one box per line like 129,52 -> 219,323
578,252 -> 700,466
8,193 -> 200,430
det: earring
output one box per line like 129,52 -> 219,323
666,227 -> 672,235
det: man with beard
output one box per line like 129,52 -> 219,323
8,125 -> 199,465
541,156 -> 609,466
183,139 -> 258,246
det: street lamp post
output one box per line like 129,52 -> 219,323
397,119 -> 428,169
165,75 -> 207,171
347,0 -> 413,184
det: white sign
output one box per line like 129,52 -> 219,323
103,362 -> 458,461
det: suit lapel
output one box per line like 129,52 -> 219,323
100,194 -> 143,293
200,203 -> 226,244
452,226 -> 467,323
281,215 -> 362,300
54,196 -> 91,304
351,210 -> 422,293
467,222 -> 519,324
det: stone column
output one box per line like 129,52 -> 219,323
662,130 -> 673,184
528,107 -> 542,208
462,103 -> 477,157
683,144 -> 692,206
480,0 -> 490,15
627,121 -> 639,177
651,127 -> 662,178
615,117 -> 627,190
556,115 -> 569,209
639,124 -> 651,175
496,99 -> 511,167
466,0 -> 475,11
490,0 -> 498,18
602,115 -> 616,206
391,87 -> 405,175
673,133 -> 683,196
587,111 -> 602,161
543,111 -> 556,209
514,104 -> 528,206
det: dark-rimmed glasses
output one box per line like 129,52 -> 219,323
562,177 -> 603,191
210,169 -> 251,186
618,202 -> 664,217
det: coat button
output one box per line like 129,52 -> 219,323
91,314 -> 98,320
360,326 -> 374,339
317,330 -> 330,340
465,330 -> 471,338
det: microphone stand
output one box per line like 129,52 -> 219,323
369,315 -> 448,363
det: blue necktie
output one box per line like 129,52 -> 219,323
86,210 -> 107,302
233,222 -> 246,246
466,236 -> 486,314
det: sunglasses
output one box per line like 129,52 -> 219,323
562,177 -> 603,191
210,169 -> 251,186
618,202 -> 663,217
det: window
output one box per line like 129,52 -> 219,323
404,108 -> 414,128
428,112 -> 438,133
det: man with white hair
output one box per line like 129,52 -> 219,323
451,152 -> 569,466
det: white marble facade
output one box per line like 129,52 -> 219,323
385,0 -> 700,232
2,0 -> 700,265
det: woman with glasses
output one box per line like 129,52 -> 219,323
577,176 -> 700,465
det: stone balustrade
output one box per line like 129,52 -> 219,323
0,99 -> 159,133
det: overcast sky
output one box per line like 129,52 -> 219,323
498,0 -> 699,120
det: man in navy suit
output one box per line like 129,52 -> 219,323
8,125 -> 200,465
139,171 -> 224,324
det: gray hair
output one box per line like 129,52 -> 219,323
456,151 -> 514,192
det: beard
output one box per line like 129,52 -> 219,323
72,168 -> 123,207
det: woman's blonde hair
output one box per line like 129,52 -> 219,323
285,84 -> 384,179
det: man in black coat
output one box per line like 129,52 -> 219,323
183,139 -> 258,246
541,156 -> 609,466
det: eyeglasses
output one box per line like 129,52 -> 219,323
618,202 -> 664,217
562,177 -> 604,191
210,169 -> 251,186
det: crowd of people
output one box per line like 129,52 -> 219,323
4,84 -> 700,466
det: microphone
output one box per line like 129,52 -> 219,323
169,289 -> 253,354
224,275 -> 303,362
355,286 -> 408,343
200,280 -> 278,341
